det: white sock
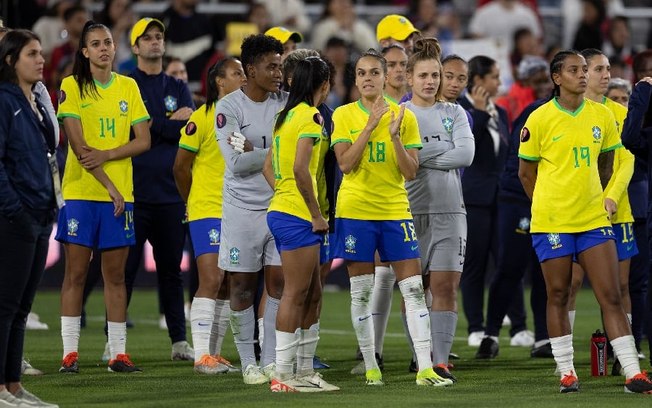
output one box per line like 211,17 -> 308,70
230,306 -> 257,369
350,274 -> 377,371
191,297 -> 216,362
399,275 -> 432,373
550,334 -> 575,378
568,310 -> 576,333
431,311 -> 457,366
261,296 -> 280,367
209,299 -> 230,356
297,323 -> 319,376
61,316 -> 81,358
425,289 -> 433,309
611,335 -> 641,379
107,321 -> 126,359
401,309 -> 416,362
371,266 -> 395,356
275,329 -> 299,380
257,317 -> 264,354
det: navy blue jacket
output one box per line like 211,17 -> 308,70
318,103 -> 342,231
458,96 -> 509,207
129,68 -> 195,204
620,81 -> 652,216
0,82 -> 55,217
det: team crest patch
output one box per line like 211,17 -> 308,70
208,229 -> 220,246
164,95 -> 178,112
216,113 -> 226,129
547,233 -> 562,250
185,122 -> 197,136
119,100 -> 128,113
313,112 -> 323,126
442,117 -> 453,134
516,217 -> 530,234
344,235 -> 357,254
592,126 -> 602,143
229,247 -> 240,264
58,90 -> 66,104
520,126 -> 530,142
67,218 -> 79,237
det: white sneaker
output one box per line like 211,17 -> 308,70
261,363 -> 276,380
158,315 -> 168,330
0,390 -> 32,407
26,313 -> 48,330
242,364 -> 269,385
510,330 -> 535,347
102,342 -> 110,362
270,376 -> 325,393
468,331 -> 485,347
298,372 -> 340,391
13,388 -> 58,408
171,341 -> 194,361
21,359 -> 43,376
350,360 -> 365,375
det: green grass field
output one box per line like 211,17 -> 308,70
21,288 -> 651,407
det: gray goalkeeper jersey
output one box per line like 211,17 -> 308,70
405,101 -> 475,215
215,89 -> 288,210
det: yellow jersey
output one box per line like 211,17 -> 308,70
519,97 -> 621,233
58,73 -> 150,202
331,99 -> 422,220
602,97 -> 634,224
268,102 -> 323,221
179,103 -> 225,221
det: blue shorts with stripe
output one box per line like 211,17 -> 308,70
188,218 -> 221,258
531,227 -> 616,263
267,211 -> 324,253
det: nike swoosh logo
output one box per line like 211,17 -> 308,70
358,315 -> 371,322
126,232 -> 135,239
419,313 -> 428,318
350,129 -> 361,134
14,109 -> 21,116
411,245 -> 419,251
241,124 -> 251,129
626,244 -> 634,251
197,322 -> 210,326
552,135 -> 563,141
81,103 -> 92,108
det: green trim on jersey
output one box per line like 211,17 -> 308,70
601,143 -> 623,153
94,72 -> 116,89
179,143 -> 199,153
518,154 -> 541,161
132,116 -> 150,125
553,97 -> 585,117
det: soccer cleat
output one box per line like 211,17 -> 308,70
408,359 -> 417,373
171,340 -> 194,361
531,342 -> 554,358
261,363 -> 276,380
21,359 -> 43,376
560,371 -> 579,393
510,330 -> 535,347
476,337 -> 499,359
365,368 -> 384,386
0,389 -> 31,408
13,388 -> 59,408
449,352 -> 460,360
313,355 -> 330,369
298,372 -> 340,391
59,352 -> 79,374
25,312 -> 49,330
242,364 -> 269,385
434,364 -> 457,383
108,354 -> 142,373
468,331 -> 484,347
194,354 -> 229,374
612,359 -> 623,376
624,372 -> 652,394
416,367 -> 453,387
213,355 -> 240,373
270,376 -> 324,393
351,353 -> 383,375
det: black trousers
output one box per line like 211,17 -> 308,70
0,211 -> 52,384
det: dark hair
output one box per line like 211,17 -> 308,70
283,48 -> 320,89
163,55 -> 183,72
580,48 -> 604,64
240,34 -> 283,77
513,28 -> 533,49
96,0 -> 130,27
549,49 -> 583,97
63,5 -> 87,22
72,20 -> 111,100
467,55 -> 496,90
325,36 -> 347,49
381,43 -> 406,56
441,54 -> 467,66
0,29 -> 40,84
632,49 -> 652,81
205,57 -> 240,113
274,57 -> 330,131
407,37 -> 441,73
355,48 -> 387,74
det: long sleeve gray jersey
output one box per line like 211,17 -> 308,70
405,101 -> 475,215
215,89 -> 288,210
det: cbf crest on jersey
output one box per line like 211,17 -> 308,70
515,217 -> 530,234
67,218 -> 79,237
547,233 -> 562,250
119,100 -> 128,114
229,247 -> 240,264
208,229 -> 220,246
164,95 -> 178,112
344,235 -> 357,254
592,126 -> 602,143
442,117 -> 454,134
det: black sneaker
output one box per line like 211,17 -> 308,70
531,342 -> 554,358
612,358 -> 622,376
408,359 -> 417,373
475,337 -> 499,359
560,372 -> 579,393
624,372 -> 652,394
375,353 -> 384,371
434,364 -> 457,383
449,352 -> 460,360
108,354 -> 142,373
59,352 -> 79,374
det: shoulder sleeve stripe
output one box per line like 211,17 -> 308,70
58,113 -> 81,120
299,133 -> 321,139
404,143 -> 423,150
518,153 -> 541,161
330,138 -> 351,147
601,143 -> 622,153
132,116 -> 150,125
178,143 -> 199,153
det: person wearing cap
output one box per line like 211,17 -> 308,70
496,55 -> 551,129
376,14 -> 420,55
126,17 -> 196,362
265,27 -> 302,62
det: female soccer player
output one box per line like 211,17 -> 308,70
382,44 -> 408,104
404,38 -> 474,382
0,29 -> 59,408
265,56 -> 338,393
518,50 -> 652,394
173,57 -> 245,375
57,21 -> 151,374
441,55 -> 469,104
331,49 -> 450,387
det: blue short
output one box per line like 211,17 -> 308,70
267,211 -> 323,253
613,222 -> 638,261
333,218 -> 420,263
55,200 -> 135,250
188,218 -> 221,258
531,227 -> 616,263
319,233 -> 334,265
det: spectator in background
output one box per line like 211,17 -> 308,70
609,56 -> 632,83
311,0 -> 377,54
264,26 -> 303,62
510,28 -> 542,77
246,1 -> 271,34
31,0 -> 75,60
408,0 -> 462,43
96,0 -> 137,74
164,55 -> 206,107
603,16 -> 635,67
468,0 -> 543,51
572,0 -> 606,52
376,14 -> 420,55
258,0 -> 310,34
48,5 -> 88,89
606,77 -> 632,106
382,44 -> 409,103
322,36 -> 355,108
